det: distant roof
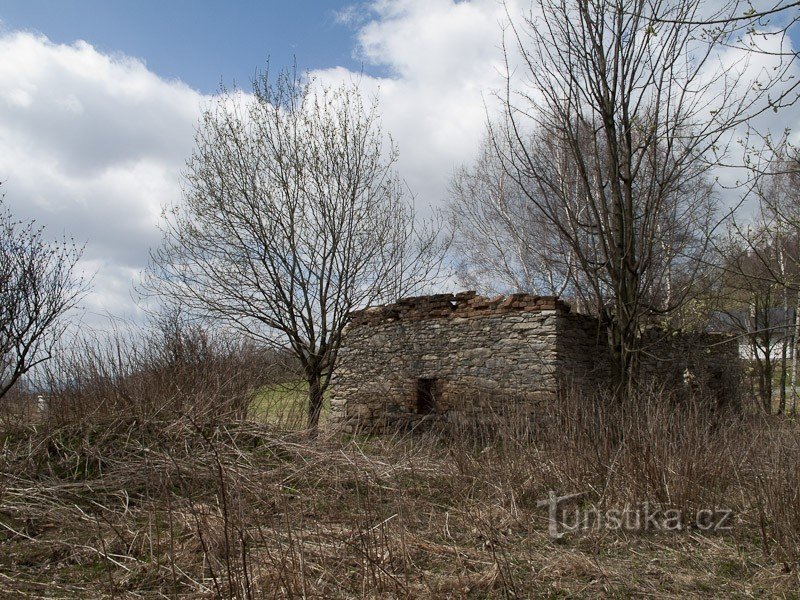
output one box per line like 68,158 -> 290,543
708,308 -> 795,335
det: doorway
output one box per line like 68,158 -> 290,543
415,378 -> 437,414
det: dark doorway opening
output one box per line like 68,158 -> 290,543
416,378 -> 437,414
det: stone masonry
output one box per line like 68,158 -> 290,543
329,291 -> 740,432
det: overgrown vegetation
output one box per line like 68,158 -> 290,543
1,339 -> 799,598
0,1 -> 798,596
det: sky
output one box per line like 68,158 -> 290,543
0,0 -> 798,328
0,0 -> 380,90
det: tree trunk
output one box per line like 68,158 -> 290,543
306,372 -> 325,431
755,357 -> 766,412
763,355 -> 773,414
753,339 -> 771,414
606,302 -> 639,400
793,294 -> 799,415
779,338 -> 788,414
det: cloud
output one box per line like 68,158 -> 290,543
318,0 -> 800,217
314,0 -> 515,211
0,13 -> 509,326
0,31 -> 207,324
0,3 -> 796,327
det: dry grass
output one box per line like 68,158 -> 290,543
1,323 -> 799,598
1,390 -> 800,598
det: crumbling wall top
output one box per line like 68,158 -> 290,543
349,291 -> 571,325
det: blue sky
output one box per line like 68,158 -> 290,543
0,0 -> 797,325
0,0 -> 379,92
0,0 -> 515,323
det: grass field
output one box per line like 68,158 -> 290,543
249,380 -> 330,427
2,390 -> 800,597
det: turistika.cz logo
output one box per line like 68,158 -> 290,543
537,491 -> 734,539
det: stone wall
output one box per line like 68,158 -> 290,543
329,292 -> 741,432
639,330 -> 742,407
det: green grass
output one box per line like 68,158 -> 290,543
250,380 -> 330,427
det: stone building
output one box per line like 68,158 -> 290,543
329,292 -> 740,432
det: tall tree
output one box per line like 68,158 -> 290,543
491,0 -> 793,393
146,70 -> 445,430
447,138 -> 575,296
715,233 -> 788,412
728,140 -> 800,412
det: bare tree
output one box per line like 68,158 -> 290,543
447,136 -> 576,297
650,0 -> 799,101
714,233 -> 788,412
0,195 -> 85,399
726,140 -> 800,412
146,70 -> 445,430
491,0 -> 792,392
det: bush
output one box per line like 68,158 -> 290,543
35,316 -> 286,428
2,372 -> 800,597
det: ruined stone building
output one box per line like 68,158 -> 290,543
329,292 -> 740,432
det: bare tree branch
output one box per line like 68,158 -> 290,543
144,68 -> 447,430
0,193 -> 87,399
489,0 -> 791,393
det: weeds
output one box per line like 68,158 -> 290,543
1,335 -> 799,597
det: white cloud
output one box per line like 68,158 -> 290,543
0,3 -> 796,325
318,1 -> 800,210
314,0 -> 515,211
327,0 -> 800,218
0,31 -> 207,324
